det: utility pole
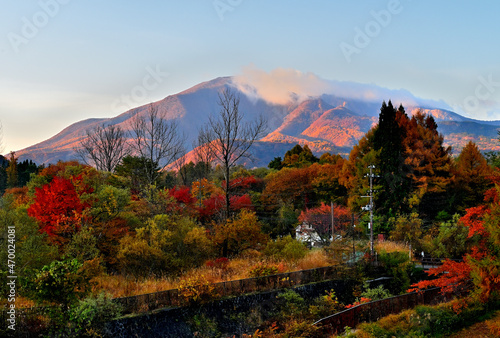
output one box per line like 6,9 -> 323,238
362,165 -> 376,257
331,201 -> 335,241
351,213 -> 356,263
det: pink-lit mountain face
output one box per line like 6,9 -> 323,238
15,77 -> 500,168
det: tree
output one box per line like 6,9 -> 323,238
298,203 -> 351,242
282,144 -> 319,168
404,112 -> 453,220
6,151 -> 18,188
27,176 -> 93,246
198,88 -> 266,218
193,134 -> 216,180
17,159 -> 39,187
0,195 -> 58,296
340,129 -> 376,212
261,166 -> 318,212
372,101 -> 410,215
114,155 -> 156,193
311,161 -> 348,204
389,213 -> 423,250
409,179 -> 500,303
117,214 -> 214,276
130,104 -> 185,185
76,123 -> 128,172
268,156 -> 283,170
213,209 -> 268,256
452,141 -> 493,214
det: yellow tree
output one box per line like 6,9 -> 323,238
403,112 -> 453,219
452,141 -> 493,214
6,151 -> 18,188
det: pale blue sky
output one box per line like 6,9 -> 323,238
2,0 -> 500,153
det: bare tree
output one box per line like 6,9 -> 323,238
130,104 -> 185,185
76,123 -> 128,172
193,135 -> 215,180
198,88 -> 266,218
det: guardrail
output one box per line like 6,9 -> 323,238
314,287 -> 451,334
113,264 -> 355,314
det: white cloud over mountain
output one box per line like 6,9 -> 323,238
232,65 -> 452,111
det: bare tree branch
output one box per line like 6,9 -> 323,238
193,135 -> 215,180
198,88 -> 267,218
76,123 -> 128,172
130,104 -> 186,185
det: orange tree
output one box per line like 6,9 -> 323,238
409,175 -> 500,303
452,141 -> 493,214
213,209 -> 268,256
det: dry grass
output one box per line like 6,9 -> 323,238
93,247 -> 337,298
295,249 -> 332,270
375,240 -> 409,254
92,274 -> 177,298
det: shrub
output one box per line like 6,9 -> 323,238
248,262 -> 279,277
213,210 -> 269,256
361,284 -> 392,301
27,259 -> 90,308
282,318 -> 321,337
486,311 -> 500,336
178,275 -> 218,305
276,289 -> 306,319
188,314 -> 219,338
378,250 -> 413,294
354,300 -> 493,337
309,289 -> 344,318
264,235 -> 308,261
68,293 -> 123,337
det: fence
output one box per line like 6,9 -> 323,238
418,257 -> 464,270
113,264 -> 354,314
313,287 -> 451,334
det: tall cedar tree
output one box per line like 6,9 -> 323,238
404,112 -> 453,220
372,101 -> 410,215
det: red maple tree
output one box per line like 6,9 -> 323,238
27,176 -> 92,246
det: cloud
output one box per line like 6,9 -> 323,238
232,66 -> 332,105
232,65 -> 451,110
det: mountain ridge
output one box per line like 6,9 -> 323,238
15,76 -> 500,167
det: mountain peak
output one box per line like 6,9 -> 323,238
14,76 -> 500,167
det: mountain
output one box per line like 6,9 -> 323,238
15,76 -> 500,168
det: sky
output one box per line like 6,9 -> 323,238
2,0 -> 500,153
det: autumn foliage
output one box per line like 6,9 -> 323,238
298,203 -> 351,239
409,179 -> 500,303
27,175 -> 93,246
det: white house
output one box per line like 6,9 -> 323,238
295,221 -> 323,247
